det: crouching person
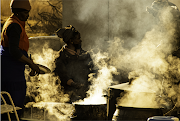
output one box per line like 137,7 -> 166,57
54,25 -> 94,103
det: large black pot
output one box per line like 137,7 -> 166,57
71,103 -> 107,120
113,105 -> 163,121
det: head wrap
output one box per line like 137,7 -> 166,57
146,0 -> 179,17
10,0 -> 31,11
56,25 -> 76,43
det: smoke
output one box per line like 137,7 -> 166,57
31,102 -> 74,121
75,52 -> 119,104
69,0 -> 180,109
114,5 -> 180,108
25,43 -> 73,120
24,0 -> 180,119
68,0 -> 156,50
74,0 -> 108,23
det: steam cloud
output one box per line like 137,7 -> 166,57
25,43 -> 73,120
24,0 -> 180,120
70,0 -> 180,109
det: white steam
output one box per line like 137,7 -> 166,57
72,0 -> 180,109
24,0 -> 180,119
75,52 -> 118,104
25,43 -> 72,120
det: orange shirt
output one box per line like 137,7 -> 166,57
1,14 -> 29,52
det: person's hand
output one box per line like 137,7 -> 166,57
67,79 -> 74,86
71,82 -> 84,89
67,79 -> 84,89
29,62 -> 40,76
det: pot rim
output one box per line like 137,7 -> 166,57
72,103 -> 107,106
117,105 -> 163,110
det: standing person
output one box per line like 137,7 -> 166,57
147,0 -> 180,59
146,0 -> 180,118
54,25 -> 94,103
1,0 -> 40,120
147,0 -> 180,57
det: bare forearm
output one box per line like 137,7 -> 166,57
18,54 -> 33,65
19,54 -> 40,74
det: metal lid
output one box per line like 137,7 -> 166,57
147,116 -> 179,121
108,82 -> 156,93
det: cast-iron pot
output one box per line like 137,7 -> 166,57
71,103 -> 107,120
114,105 -> 163,121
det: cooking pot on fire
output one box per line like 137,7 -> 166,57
113,105 -> 163,121
107,82 -> 163,120
71,103 -> 107,120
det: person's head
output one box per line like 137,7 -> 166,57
56,25 -> 82,49
69,30 -> 82,45
10,0 -> 31,21
146,0 -> 172,17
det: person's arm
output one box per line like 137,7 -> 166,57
7,23 -> 40,73
54,51 -> 85,88
85,51 -> 97,73
7,23 -> 23,59
54,51 -> 79,87
54,52 -> 73,86
19,54 -> 40,73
